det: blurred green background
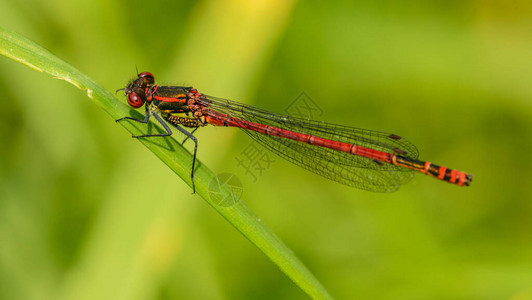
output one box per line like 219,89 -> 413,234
1,0 -> 531,299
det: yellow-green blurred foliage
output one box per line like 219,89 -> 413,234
1,0 -> 531,299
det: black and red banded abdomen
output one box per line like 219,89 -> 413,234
392,155 -> 473,187
424,162 -> 472,186
205,110 -> 473,187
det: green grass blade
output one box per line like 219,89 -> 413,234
0,25 -> 334,299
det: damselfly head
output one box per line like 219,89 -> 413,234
122,72 -> 156,108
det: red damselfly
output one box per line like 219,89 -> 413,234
117,72 -> 473,193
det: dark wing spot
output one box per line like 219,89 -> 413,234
388,134 -> 402,140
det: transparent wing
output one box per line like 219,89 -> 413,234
200,95 -> 418,192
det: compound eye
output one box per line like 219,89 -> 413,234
127,92 -> 144,108
138,72 -> 154,85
